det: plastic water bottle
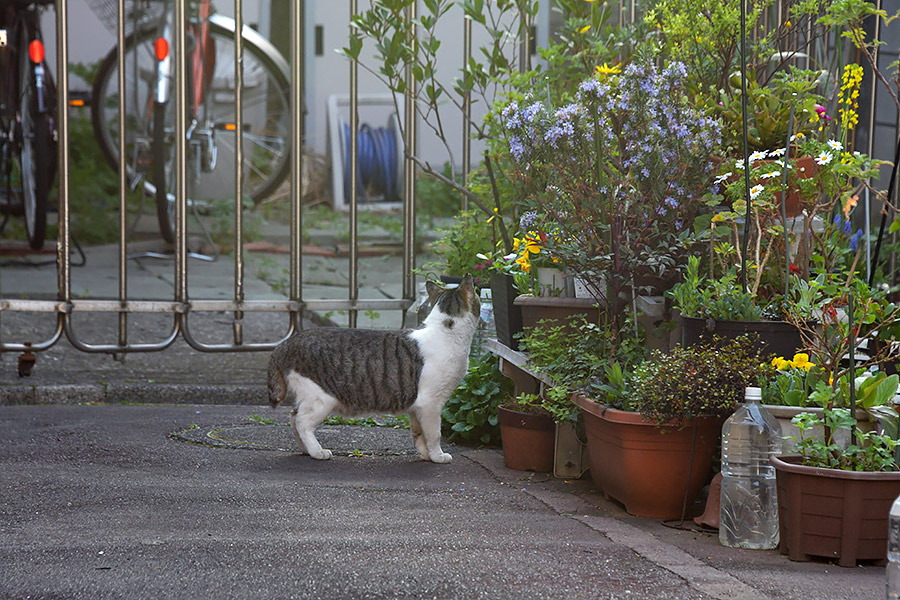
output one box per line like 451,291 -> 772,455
887,493 -> 900,598
719,386 -> 782,549
479,287 -> 494,337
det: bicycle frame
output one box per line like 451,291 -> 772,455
154,0 -> 213,122
0,5 -> 56,131
0,0 -> 57,249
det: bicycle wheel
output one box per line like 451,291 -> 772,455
17,24 -> 52,250
91,14 -> 291,244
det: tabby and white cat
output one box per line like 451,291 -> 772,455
267,274 -> 480,463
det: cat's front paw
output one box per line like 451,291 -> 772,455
429,452 -> 452,464
310,449 -> 333,460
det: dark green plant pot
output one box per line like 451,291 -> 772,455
680,315 -> 803,360
490,272 -> 522,350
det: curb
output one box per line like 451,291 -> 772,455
0,383 -> 267,406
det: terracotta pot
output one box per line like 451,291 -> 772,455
680,315 -> 804,360
772,454 -> 900,566
514,295 -> 601,332
498,405 -> 555,473
573,395 -> 722,519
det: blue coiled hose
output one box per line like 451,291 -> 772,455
343,121 -> 399,204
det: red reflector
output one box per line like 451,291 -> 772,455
29,40 -> 44,64
154,37 -> 169,61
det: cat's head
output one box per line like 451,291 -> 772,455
425,274 -> 480,326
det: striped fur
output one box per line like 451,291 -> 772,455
267,274 -> 480,463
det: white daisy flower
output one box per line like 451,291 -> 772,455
748,150 -> 767,163
714,172 -> 733,184
734,161 -> 745,170
826,139 -> 843,152
815,151 -> 833,166
769,148 -> 787,157
760,170 -> 781,179
773,160 -> 792,169
750,184 -> 765,200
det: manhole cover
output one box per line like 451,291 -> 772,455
172,423 -> 428,456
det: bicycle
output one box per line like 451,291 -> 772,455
89,0 -> 291,245
0,0 -> 57,251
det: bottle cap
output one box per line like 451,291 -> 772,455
744,386 -> 762,402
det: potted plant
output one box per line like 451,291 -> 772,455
772,407 -> 900,566
669,255 -> 804,359
762,353 -> 899,451
497,393 -> 559,473
499,316 -> 621,474
500,60 -> 721,348
574,336 -> 769,519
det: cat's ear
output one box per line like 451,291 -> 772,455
425,280 -> 443,305
459,274 -> 475,296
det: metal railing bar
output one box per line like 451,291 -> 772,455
289,0 -> 305,334
117,0 -> 128,351
1,298 -> 412,314
0,314 -> 65,352
402,1 -> 416,304
233,0 -> 245,346
175,0 -> 188,309
55,0 -> 71,306
461,13 -> 471,210
348,0 -> 359,328
62,316 -> 181,354
180,315 -> 290,352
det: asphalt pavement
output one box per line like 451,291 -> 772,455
0,216 -> 889,599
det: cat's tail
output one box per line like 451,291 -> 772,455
267,364 -> 288,409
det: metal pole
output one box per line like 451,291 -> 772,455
116,0 -> 127,351
864,0 -> 882,284
461,14 -> 471,210
290,0 -> 305,333
739,0 -> 751,293
349,0 -> 359,328
233,0 -> 245,345
402,1 -> 417,303
175,0 -> 187,307
55,0 -> 70,307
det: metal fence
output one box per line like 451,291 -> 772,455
0,0 -> 429,360
0,0 -> 895,365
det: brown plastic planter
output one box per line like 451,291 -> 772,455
514,296 -> 601,332
771,454 -> 900,566
573,394 -> 721,519
498,406 -> 555,473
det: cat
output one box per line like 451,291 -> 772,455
267,274 -> 480,464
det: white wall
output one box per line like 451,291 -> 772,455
43,1 -> 535,177
308,1 -> 527,172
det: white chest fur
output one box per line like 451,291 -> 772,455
409,312 -> 475,404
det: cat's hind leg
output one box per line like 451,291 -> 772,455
287,373 -> 338,460
410,402 -> 452,464
408,412 -> 429,461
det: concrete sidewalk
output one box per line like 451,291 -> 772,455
0,404 -> 884,600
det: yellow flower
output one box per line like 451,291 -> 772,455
515,254 -> 531,273
513,237 -> 521,252
595,63 -> 622,77
579,24 -> 591,33
523,232 -> 543,255
772,357 -> 791,371
790,353 -> 814,371
843,194 -> 858,219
